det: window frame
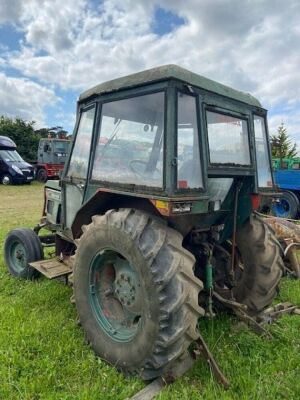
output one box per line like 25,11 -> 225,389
174,89 -> 205,193
64,103 -> 97,182
204,105 -> 254,177
253,113 -> 274,188
89,88 -> 168,193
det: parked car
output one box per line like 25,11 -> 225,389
0,136 -> 34,185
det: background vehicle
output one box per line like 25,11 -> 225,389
33,138 -> 70,182
4,65 -> 283,381
270,157 -> 300,218
0,135 -> 34,185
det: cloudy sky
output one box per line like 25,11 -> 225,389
0,0 -> 299,149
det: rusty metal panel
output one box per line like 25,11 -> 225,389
29,259 -> 72,279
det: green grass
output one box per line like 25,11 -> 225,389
0,183 -> 299,400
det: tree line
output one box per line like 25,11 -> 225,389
0,116 -> 69,162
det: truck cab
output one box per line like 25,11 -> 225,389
35,138 -> 70,182
0,135 -> 34,185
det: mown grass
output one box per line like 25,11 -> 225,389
0,183 -> 299,400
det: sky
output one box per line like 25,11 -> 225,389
0,0 -> 299,151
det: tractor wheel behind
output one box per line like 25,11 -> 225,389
73,208 -> 204,380
4,228 -> 43,279
234,214 -> 284,314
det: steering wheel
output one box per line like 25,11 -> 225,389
129,159 -> 160,178
129,160 -> 148,177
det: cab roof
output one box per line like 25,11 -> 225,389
79,64 -> 262,108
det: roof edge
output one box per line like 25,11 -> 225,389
79,64 -> 262,108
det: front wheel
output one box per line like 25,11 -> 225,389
4,228 -> 43,279
36,168 -> 48,182
1,174 -> 12,185
73,209 -> 204,380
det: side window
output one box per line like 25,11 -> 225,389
207,111 -> 250,165
253,115 -> 272,187
177,93 -> 203,189
92,92 -> 164,188
67,107 -> 95,179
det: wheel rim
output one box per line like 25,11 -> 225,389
2,175 -> 10,185
272,199 -> 290,218
8,241 -> 27,272
89,249 -> 142,342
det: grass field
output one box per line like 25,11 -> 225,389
0,183 -> 300,400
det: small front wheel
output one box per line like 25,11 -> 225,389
4,228 -> 43,279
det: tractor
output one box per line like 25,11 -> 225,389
4,65 -> 284,382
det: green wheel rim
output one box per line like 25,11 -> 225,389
8,241 -> 27,273
88,249 -> 142,342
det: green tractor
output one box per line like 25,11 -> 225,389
4,65 -> 283,381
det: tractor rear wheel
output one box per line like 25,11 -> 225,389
234,214 -> 284,314
4,228 -> 43,279
73,208 -> 204,380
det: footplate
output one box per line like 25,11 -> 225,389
29,258 -> 72,279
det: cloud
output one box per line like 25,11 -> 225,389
0,0 -> 300,139
0,72 -> 58,127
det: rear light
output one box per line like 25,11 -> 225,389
251,194 -> 261,210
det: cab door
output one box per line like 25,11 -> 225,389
62,105 -> 96,230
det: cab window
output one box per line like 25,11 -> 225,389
207,111 -> 250,166
177,93 -> 203,189
253,115 -> 273,187
67,107 -> 95,179
92,92 -> 164,188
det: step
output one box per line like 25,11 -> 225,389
30,258 -> 72,279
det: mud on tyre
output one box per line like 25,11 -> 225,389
232,213 -> 284,314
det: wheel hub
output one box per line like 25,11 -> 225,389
114,271 -> 138,309
2,176 -> 10,184
89,249 -> 142,342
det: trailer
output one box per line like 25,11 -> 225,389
271,157 -> 300,218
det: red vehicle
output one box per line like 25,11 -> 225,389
34,138 -> 70,182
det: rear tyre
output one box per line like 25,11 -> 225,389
271,190 -> 299,219
73,208 -> 204,380
234,214 -> 284,314
4,228 -> 43,279
36,168 -> 47,182
1,174 -> 12,185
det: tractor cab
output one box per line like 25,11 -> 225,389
60,64 -> 274,237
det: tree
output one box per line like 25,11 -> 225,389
270,123 -> 297,162
0,116 -> 69,162
0,116 -> 39,161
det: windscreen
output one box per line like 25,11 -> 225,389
207,111 -> 250,166
54,141 -> 69,153
0,149 -> 24,162
92,92 -> 164,187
